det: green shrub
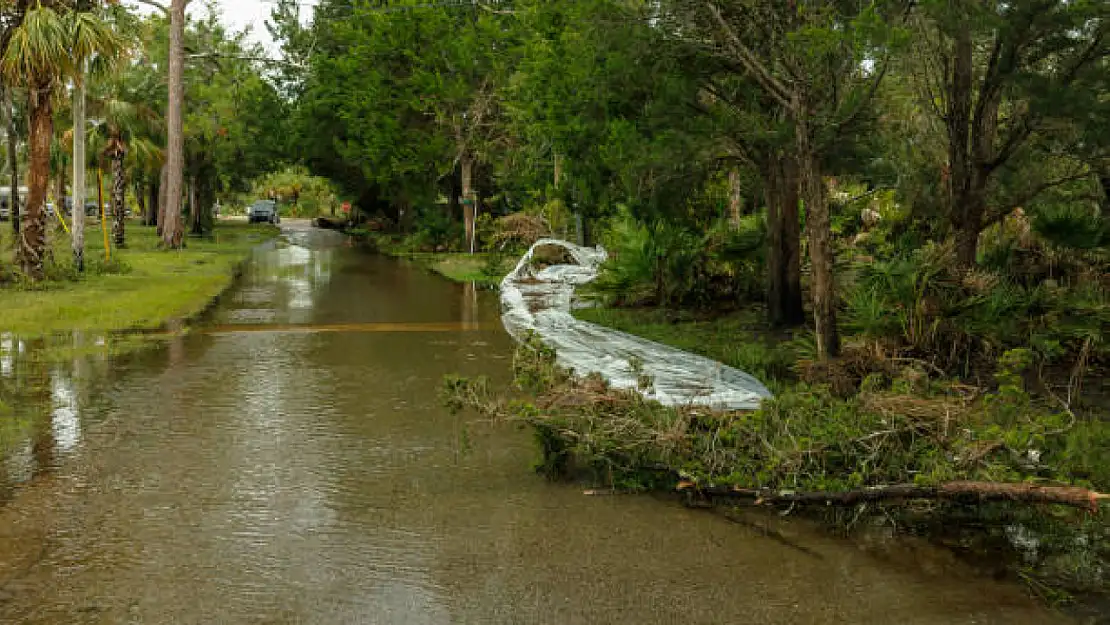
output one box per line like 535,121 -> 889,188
588,209 -> 766,308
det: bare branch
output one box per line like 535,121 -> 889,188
702,1 -> 793,111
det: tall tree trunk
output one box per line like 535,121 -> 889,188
766,153 -> 804,327
796,120 -> 839,359
72,75 -> 86,272
461,152 -> 476,254
946,21 -> 992,268
20,82 -> 51,280
111,145 -> 126,247
161,0 -> 187,249
728,168 -> 743,230
3,86 -> 18,239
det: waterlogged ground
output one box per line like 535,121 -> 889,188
0,223 -> 1076,624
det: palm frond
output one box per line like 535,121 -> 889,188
0,7 -> 72,86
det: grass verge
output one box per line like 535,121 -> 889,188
0,220 -> 278,337
350,229 -> 514,287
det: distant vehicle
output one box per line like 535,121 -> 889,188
62,197 -> 101,217
1,199 -> 60,221
248,200 -> 280,224
0,186 -> 27,221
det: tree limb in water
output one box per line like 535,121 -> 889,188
677,481 -> 1108,513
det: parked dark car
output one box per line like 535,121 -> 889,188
62,197 -> 102,217
248,200 -> 280,224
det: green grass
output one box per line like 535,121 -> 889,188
355,231 -> 516,287
415,253 -> 514,287
0,220 -> 278,337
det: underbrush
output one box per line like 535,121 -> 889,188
585,210 -> 766,308
842,239 -> 1109,390
443,335 -> 1109,598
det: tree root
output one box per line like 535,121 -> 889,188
677,481 -> 1109,512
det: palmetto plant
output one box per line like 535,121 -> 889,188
0,3 -> 123,279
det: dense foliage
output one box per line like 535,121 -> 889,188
281,0 -> 1108,371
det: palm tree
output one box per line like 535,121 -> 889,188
0,5 -> 121,279
90,94 -> 160,247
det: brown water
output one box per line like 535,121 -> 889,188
0,222 -> 1075,624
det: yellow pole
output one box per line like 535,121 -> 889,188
54,202 -> 70,234
48,190 -> 69,234
98,168 -> 110,262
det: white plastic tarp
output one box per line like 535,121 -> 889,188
500,239 -> 773,410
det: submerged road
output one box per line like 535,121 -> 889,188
0,222 -> 1070,623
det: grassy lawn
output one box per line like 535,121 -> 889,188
0,220 -> 278,337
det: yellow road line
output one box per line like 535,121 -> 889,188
202,321 -> 496,335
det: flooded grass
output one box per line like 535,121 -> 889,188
0,221 -> 278,337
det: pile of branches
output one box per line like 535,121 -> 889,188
489,213 -> 551,251
442,335 -> 1106,513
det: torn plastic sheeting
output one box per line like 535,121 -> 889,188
500,238 -> 773,410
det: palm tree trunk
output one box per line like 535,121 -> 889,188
161,0 -> 187,249
111,145 -> 126,247
72,75 -> 86,272
21,82 -> 51,280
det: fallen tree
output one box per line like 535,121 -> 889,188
678,481 -> 1108,513
443,336 -> 1109,515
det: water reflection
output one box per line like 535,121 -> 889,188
2,439 -> 33,484
1,333 -> 20,377
49,373 -> 80,453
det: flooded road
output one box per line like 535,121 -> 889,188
0,223 -> 1074,624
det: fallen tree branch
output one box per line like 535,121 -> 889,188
678,481 -> 1108,512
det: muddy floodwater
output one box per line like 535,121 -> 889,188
0,223 -> 1075,624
